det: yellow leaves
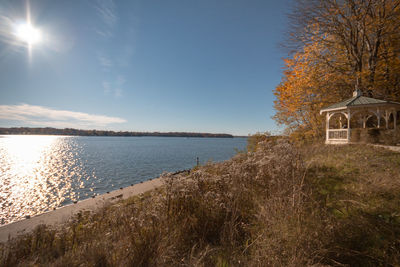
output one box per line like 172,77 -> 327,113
274,0 -> 400,140
274,44 -> 350,138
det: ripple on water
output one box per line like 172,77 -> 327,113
0,135 -> 247,225
0,136 -> 90,224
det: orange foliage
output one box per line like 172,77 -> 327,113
274,0 -> 400,140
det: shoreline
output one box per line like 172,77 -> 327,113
0,128 -> 235,138
0,177 -> 164,243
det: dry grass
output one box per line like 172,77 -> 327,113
300,144 -> 400,266
1,140 -> 400,266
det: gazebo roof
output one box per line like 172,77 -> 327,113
320,90 -> 400,114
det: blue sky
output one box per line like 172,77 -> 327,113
0,0 -> 290,136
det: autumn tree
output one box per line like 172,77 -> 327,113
274,0 -> 400,139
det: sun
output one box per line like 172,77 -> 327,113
15,23 -> 42,45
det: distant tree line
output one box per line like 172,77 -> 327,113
0,127 -> 234,138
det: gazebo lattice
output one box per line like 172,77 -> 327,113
320,90 -> 400,144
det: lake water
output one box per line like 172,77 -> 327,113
0,135 -> 247,224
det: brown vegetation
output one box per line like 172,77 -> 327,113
1,138 -> 400,266
351,128 -> 400,145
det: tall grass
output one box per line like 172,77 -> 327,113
1,139 -> 400,266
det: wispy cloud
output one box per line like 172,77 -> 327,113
102,81 -> 111,94
117,44 -> 135,67
114,88 -> 122,98
0,103 -> 126,128
102,75 -> 125,98
98,55 -> 112,68
0,14 -> 20,48
97,51 -> 113,71
116,75 -> 126,85
93,1 -> 133,99
94,0 -> 117,38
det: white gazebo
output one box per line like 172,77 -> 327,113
320,90 -> 400,144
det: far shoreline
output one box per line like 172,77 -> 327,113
0,127 -> 237,138
0,134 -> 247,138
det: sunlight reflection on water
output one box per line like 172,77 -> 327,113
0,135 -> 93,224
0,135 -> 247,225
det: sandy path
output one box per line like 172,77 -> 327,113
371,144 -> 400,153
0,177 -> 164,243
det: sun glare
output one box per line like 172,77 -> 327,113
0,135 -> 73,223
15,23 -> 41,45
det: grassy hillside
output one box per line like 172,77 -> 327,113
1,140 -> 400,266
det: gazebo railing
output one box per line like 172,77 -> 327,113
327,129 -> 348,140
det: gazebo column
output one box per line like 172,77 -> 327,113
385,110 -> 389,129
347,109 -> 351,143
377,109 -> 381,128
363,114 -> 372,128
362,115 -> 367,128
326,112 -> 330,142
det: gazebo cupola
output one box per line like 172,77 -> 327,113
320,90 -> 400,144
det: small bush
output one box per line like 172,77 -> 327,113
358,128 -> 380,144
246,132 -> 269,152
367,128 -> 380,143
351,128 -> 361,142
395,129 -> 400,145
379,129 -> 396,145
354,128 -> 398,145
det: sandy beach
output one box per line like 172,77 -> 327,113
0,177 -> 164,243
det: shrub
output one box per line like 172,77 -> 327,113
358,128 -> 380,144
350,128 -> 361,142
354,128 -> 398,145
367,128 -> 380,143
395,129 -> 400,145
378,128 -> 396,145
246,132 -> 269,152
